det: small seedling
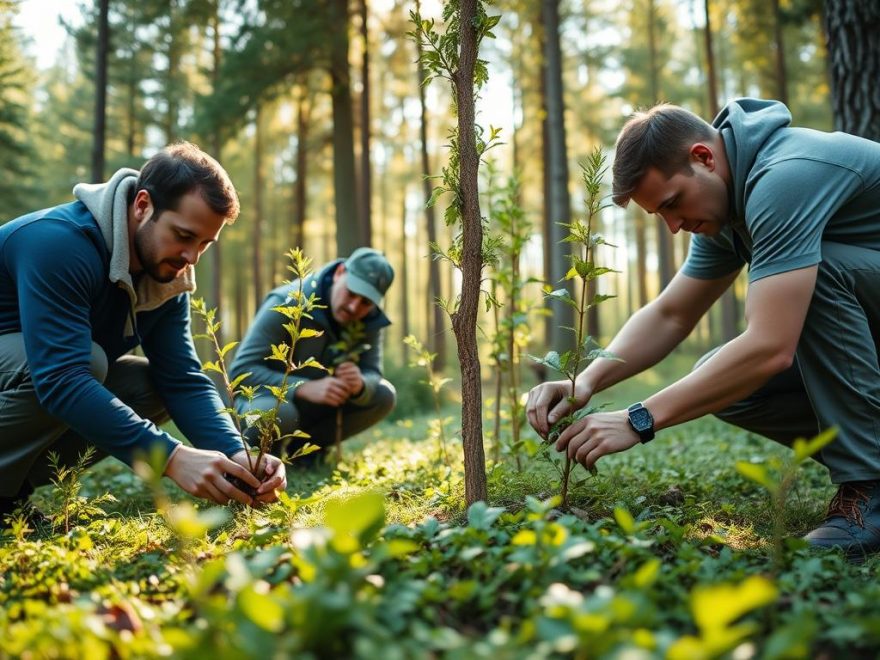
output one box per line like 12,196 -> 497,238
530,147 -> 619,507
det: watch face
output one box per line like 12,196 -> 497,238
630,407 -> 652,431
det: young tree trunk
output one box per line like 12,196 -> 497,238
91,0 -> 109,183
542,0 -> 575,351
824,0 -> 880,140
415,4 -> 447,370
358,0 -> 373,246
633,209 -> 649,307
454,0 -> 488,506
329,0 -> 359,256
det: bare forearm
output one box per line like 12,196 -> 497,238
576,300 -> 693,394
646,330 -> 789,429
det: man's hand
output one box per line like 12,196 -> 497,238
295,377 -> 351,406
163,445 -> 261,505
526,380 -> 591,439
230,450 -> 287,504
334,361 -> 365,396
554,410 -> 641,471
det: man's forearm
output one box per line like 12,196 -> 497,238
576,300 -> 693,394
645,330 -> 788,430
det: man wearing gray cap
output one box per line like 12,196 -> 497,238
230,248 -> 395,458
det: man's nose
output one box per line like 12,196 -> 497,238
662,214 -> 684,234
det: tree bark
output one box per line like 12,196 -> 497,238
329,0 -> 359,256
210,2 -> 224,344
771,0 -> 788,105
542,0 -> 575,351
824,0 -> 880,140
454,0 -> 488,506
292,87 -> 310,249
358,0 -> 373,246
91,0 -> 109,183
703,0 -> 719,118
400,193 -> 410,345
252,105 -> 264,313
415,1 -> 447,369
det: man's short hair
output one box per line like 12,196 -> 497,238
612,104 -> 715,207
132,141 -> 240,223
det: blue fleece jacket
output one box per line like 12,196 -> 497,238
682,98 -> 880,283
0,200 -> 243,465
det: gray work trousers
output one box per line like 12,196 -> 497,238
697,241 -> 880,484
235,380 -> 396,456
0,333 -> 169,497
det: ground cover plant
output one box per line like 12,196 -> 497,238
3,355 -> 880,658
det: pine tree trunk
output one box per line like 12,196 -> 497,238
293,87 -> 310,249
210,3 -> 224,344
358,0 -> 372,246
455,0 -> 488,506
91,0 -> 109,183
415,5 -> 446,370
542,0 -> 575,351
824,0 -> 880,140
252,105 -> 264,313
329,0 -> 359,256
771,0 -> 788,105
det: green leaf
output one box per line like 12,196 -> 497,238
692,575 -> 778,632
467,501 -> 506,530
218,341 -> 238,359
238,585 -> 284,632
633,558 -> 661,588
735,461 -> 777,493
614,507 -> 636,534
323,491 -> 385,547
792,427 -> 837,463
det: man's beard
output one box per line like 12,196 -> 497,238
133,222 -> 186,284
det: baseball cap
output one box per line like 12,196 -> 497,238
343,247 -> 394,307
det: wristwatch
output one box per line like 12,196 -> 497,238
626,402 -> 655,444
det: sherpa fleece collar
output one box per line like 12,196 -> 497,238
73,169 -> 196,327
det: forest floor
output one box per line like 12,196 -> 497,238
2,352 -> 879,658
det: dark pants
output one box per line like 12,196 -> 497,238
697,242 -> 880,484
235,380 -> 396,456
0,333 -> 169,497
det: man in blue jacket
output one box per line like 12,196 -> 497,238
230,248 -> 395,459
526,99 -> 880,560
0,142 -> 286,519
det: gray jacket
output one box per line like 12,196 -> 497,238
229,260 -> 391,405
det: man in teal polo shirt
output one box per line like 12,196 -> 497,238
230,248 -> 396,459
526,98 -> 880,560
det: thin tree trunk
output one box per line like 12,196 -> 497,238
415,1 -> 446,370
400,192 -> 410,345
358,0 -> 372,245
330,0 -> 359,256
91,0 -> 109,183
634,209 -> 649,307
703,0 -> 719,117
542,0 -> 575,351
771,0 -> 788,105
293,87 -> 311,248
253,105 -> 264,313
455,0 -> 488,506
210,2 -> 224,344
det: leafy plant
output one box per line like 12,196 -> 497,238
327,319 -> 370,463
485,165 -> 541,468
45,447 -> 116,533
530,147 -> 619,507
192,247 -> 322,487
736,428 -> 837,568
404,334 -> 453,466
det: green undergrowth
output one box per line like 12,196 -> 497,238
2,360 -> 880,658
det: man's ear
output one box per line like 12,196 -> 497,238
332,263 -> 346,281
133,189 -> 154,224
690,143 -> 716,170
